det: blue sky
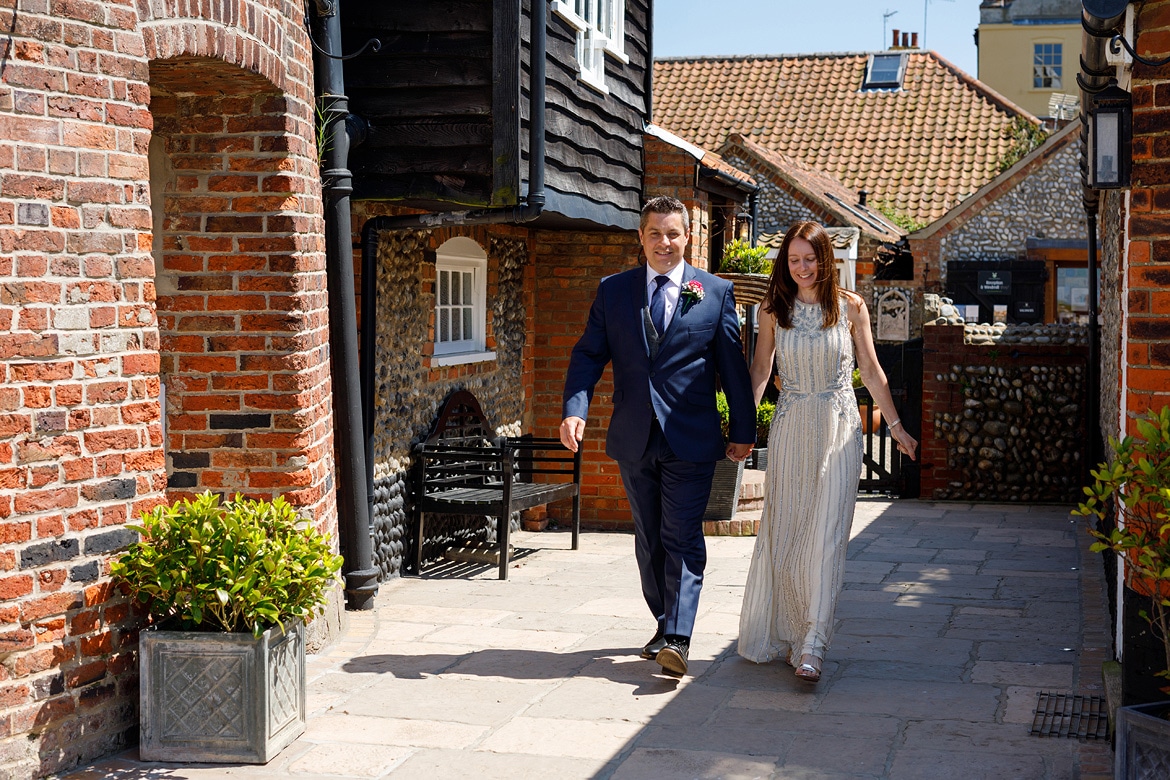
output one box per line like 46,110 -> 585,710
654,0 -> 982,77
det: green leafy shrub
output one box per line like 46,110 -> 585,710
719,239 -> 772,275
1075,406 -> 1170,690
756,399 -> 775,442
852,368 -> 863,389
111,492 -> 343,637
716,390 -> 730,441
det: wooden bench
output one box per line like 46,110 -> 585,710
412,390 -> 581,579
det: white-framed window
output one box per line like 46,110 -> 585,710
432,237 -> 495,366
552,0 -> 628,94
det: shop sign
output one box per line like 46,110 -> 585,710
977,270 -> 1012,294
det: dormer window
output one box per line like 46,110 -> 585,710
553,0 -> 628,94
863,53 -> 906,90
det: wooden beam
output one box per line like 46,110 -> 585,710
492,0 -> 521,207
345,56 -> 492,90
349,87 -> 493,118
362,119 -> 493,149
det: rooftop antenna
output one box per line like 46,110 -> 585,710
883,9 -> 898,49
923,0 -> 955,50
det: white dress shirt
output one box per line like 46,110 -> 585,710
645,262 -> 685,332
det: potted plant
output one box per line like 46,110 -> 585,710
704,391 -> 746,520
751,399 -> 775,470
716,239 -> 772,306
111,492 -> 343,763
1075,406 -> 1170,779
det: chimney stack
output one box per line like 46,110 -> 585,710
902,32 -> 910,48
858,189 -> 868,207
911,32 -> 919,49
892,29 -> 900,48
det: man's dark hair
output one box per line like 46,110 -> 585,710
640,196 -> 690,233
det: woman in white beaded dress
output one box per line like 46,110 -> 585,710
737,221 -> 917,683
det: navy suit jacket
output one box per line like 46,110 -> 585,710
562,263 -> 755,463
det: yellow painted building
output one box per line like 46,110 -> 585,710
977,0 -> 1082,118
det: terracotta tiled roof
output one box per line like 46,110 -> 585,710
653,52 -> 1039,225
721,133 -> 904,244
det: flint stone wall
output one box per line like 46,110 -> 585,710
920,322 -> 1088,502
938,140 -> 1085,276
369,230 -> 528,579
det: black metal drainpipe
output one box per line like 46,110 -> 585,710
358,0 -> 549,557
1078,0 -> 1129,468
311,1 -> 378,610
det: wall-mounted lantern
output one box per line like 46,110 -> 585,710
1089,82 -> 1133,189
734,210 -> 753,242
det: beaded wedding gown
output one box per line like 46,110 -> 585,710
737,298 -> 863,664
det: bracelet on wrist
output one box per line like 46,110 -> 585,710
888,418 -> 902,429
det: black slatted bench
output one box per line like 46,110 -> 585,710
412,390 -> 581,579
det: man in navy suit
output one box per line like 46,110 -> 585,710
560,196 -> 755,677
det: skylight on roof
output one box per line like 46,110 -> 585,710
863,53 -> 906,90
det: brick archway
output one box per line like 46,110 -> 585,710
148,56 -> 332,516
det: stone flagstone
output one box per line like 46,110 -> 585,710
62,501 -> 1109,779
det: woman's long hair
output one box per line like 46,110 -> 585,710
762,221 -> 842,329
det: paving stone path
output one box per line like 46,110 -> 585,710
66,500 -> 1112,779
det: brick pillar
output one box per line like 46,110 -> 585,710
919,323 -> 966,497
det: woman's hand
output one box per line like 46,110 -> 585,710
892,425 -> 918,461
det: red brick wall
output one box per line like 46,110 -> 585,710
1117,1 -> 1170,435
0,1 -> 332,775
532,230 -> 641,528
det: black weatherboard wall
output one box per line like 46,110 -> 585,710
341,1 -> 520,208
540,0 -> 647,228
341,0 -> 649,230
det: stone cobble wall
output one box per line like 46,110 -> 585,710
721,152 -> 818,238
938,140 -> 1085,267
920,323 -> 1088,502
368,227 -> 530,579
0,1 -> 334,776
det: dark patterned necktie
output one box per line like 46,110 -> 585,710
651,275 -> 669,335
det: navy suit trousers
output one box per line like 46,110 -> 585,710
618,420 -> 716,639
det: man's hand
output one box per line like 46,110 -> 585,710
726,442 -> 752,462
560,416 -> 586,452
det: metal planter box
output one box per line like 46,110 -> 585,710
1116,701 -> 1170,780
139,619 -> 305,763
703,457 -> 745,521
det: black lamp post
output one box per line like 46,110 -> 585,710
1088,82 -> 1133,189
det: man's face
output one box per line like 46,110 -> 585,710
639,211 -> 690,274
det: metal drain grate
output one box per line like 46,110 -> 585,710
1030,692 -> 1109,740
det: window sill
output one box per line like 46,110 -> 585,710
604,42 -> 629,65
552,1 -> 587,31
431,350 -> 497,367
578,69 -> 610,95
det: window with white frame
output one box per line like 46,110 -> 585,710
552,0 -> 627,93
433,237 -> 494,365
